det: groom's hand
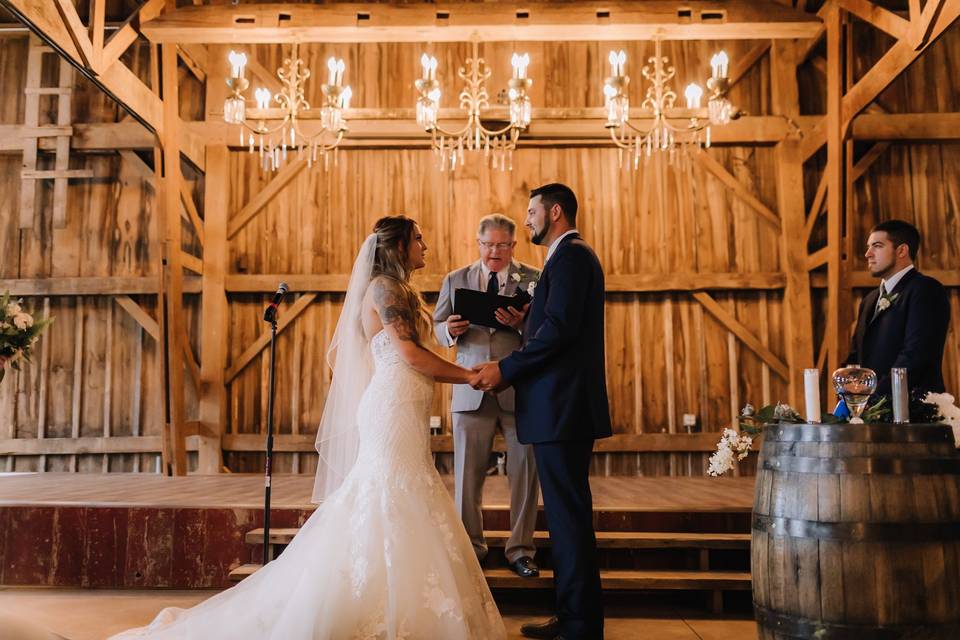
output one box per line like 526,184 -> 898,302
494,303 -> 528,331
471,361 -> 505,392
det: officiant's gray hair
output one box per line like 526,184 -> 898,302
477,213 -> 516,238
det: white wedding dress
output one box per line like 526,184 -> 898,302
111,329 -> 506,640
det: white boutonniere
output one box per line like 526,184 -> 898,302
876,292 -> 900,314
526,281 -> 537,296
510,272 -> 522,283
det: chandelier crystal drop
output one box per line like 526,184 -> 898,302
223,44 -> 352,172
415,40 -> 533,172
602,39 -> 739,169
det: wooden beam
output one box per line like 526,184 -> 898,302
198,145 -> 229,474
99,0 -> 165,73
770,39 -> 815,407
52,0 -> 93,68
914,0 -> 949,48
836,0 -> 912,40
20,169 -> 94,180
113,295 -> 160,340
140,2 -> 824,44
182,338 -> 201,391
804,171 -> 828,243
850,113 -> 960,140
811,270 -> 960,288
850,142 -> 890,182
225,292 -> 317,383
223,272 -> 787,294
807,247 -> 829,271
90,0 -> 106,70
695,150 -> 781,230
160,42 -> 188,476
227,157 -> 307,238
692,291 -> 790,379
0,276 -> 201,295
0,436 -> 165,455
177,43 -> 207,83
727,40 -> 770,90
825,4 -> 843,388
220,432 -> 727,454
179,183 -> 205,246
181,251 -> 203,275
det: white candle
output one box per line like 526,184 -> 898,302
804,368 -> 821,423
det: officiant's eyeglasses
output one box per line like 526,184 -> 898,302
478,241 -> 515,250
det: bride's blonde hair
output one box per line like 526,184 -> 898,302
372,215 -> 432,345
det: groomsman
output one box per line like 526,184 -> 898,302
433,214 -> 542,578
846,219 -> 951,397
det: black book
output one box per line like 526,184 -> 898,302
453,288 -> 531,330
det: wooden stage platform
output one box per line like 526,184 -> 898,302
0,473 -> 755,591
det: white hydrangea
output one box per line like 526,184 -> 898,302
12,312 -> 33,331
924,392 -> 960,448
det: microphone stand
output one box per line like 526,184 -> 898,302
262,302 -> 279,564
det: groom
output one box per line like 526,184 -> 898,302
472,183 -> 612,640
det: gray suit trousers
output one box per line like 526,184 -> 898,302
453,393 -> 539,563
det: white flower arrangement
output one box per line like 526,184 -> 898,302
1,292 -> 52,383
510,272 -> 522,283
923,392 -> 960,447
708,428 -> 753,476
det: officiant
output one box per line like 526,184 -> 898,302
433,213 -> 542,578
846,219 -> 951,397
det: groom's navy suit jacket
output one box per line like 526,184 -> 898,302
500,233 -> 613,444
845,268 -> 950,397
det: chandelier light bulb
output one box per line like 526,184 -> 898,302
255,87 -> 272,110
710,51 -> 729,79
228,50 -> 247,79
327,57 -> 337,85
684,83 -> 703,109
341,86 -> 353,110
511,53 -> 530,79
336,59 -> 345,85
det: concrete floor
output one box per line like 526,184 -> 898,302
0,587 -> 758,640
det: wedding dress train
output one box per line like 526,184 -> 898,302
110,329 -> 506,640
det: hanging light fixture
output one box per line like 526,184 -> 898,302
602,39 -> 738,169
223,44 -> 352,171
415,39 -> 532,172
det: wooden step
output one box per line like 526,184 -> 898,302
245,528 -> 751,549
229,563 -> 751,591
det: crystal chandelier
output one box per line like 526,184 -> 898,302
602,39 -> 738,169
223,44 -> 352,171
415,40 -> 532,172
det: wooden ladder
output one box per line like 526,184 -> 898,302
20,35 -> 93,229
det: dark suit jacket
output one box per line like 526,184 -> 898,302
846,268 -> 951,396
499,233 -> 613,444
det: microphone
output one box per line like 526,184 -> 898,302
263,282 -> 288,323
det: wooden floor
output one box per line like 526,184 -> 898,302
0,587 -> 758,640
0,472 -> 755,512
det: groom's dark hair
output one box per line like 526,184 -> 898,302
872,219 -> 920,260
531,183 -> 577,225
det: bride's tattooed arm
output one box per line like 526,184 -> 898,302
372,277 -> 416,342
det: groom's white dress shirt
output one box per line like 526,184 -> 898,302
876,264 -> 914,313
546,229 -> 580,263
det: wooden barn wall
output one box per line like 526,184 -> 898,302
800,21 -> 960,401
0,29 -> 954,475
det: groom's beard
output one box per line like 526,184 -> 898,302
531,219 -> 551,246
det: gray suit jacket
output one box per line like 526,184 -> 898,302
433,260 -> 541,413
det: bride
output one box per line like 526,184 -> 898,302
111,216 -> 507,639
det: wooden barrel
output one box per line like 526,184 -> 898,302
752,422 -> 960,640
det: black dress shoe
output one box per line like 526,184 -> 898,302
520,616 -> 559,639
510,556 -> 540,577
